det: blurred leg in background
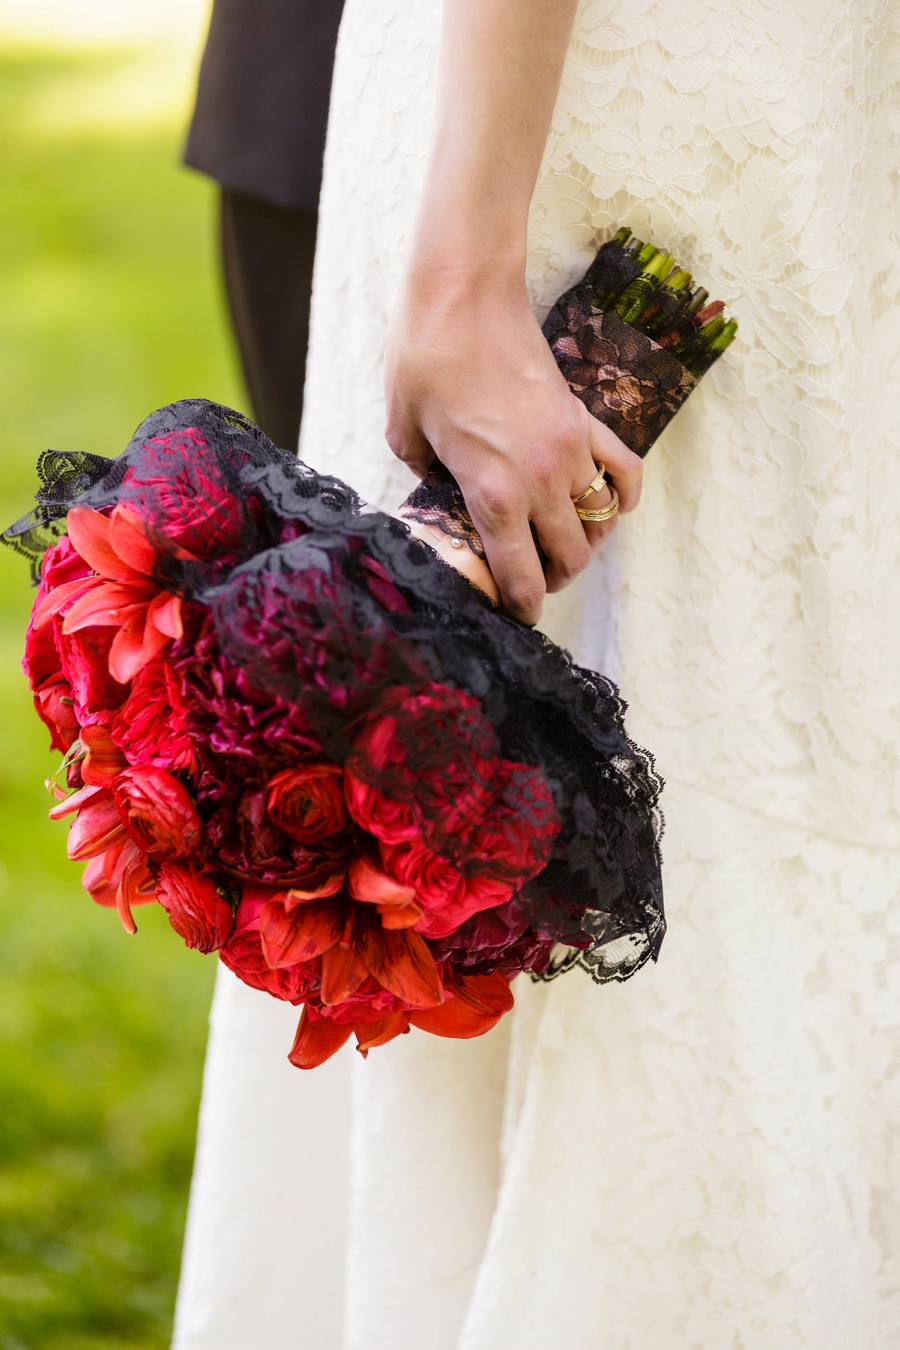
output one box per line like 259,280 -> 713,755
220,191 -> 318,448
184,0 -> 345,448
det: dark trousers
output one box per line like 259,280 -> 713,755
220,189 -> 318,451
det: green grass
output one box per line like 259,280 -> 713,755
0,45 -> 244,1348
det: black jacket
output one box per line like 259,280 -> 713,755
184,0 -> 345,213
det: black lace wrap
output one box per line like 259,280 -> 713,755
5,400 -> 665,982
542,287 -> 696,458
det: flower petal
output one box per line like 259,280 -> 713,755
108,609 -> 170,685
348,850 -> 416,907
67,506 -> 147,582
283,871 -> 346,911
288,1008 -> 352,1069
410,973 -> 514,1039
81,723 -> 128,787
353,1012 -> 410,1057
320,941 -> 369,1005
357,922 -> 443,1008
107,505 -> 159,577
33,575 -> 99,629
49,782 -> 103,820
259,895 -> 344,968
62,583 -> 154,633
147,590 -> 183,640
378,899 -> 424,929
67,791 -> 128,861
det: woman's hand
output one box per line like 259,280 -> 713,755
383,0 -> 642,625
386,263 -> 642,625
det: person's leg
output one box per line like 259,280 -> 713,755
220,189 -> 318,450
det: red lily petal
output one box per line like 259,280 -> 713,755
410,973 -> 514,1039
320,941 -> 369,1005
114,843 -> 157,935
107,505 -> 159,576
357,921 -> 443,1008
66,506 -> 146,583
260,895 -> 344,968
348,851 -> 416,907
283,871 -> 346,911
67,791 -> 128,861
49,783 -> 103,820
354,1011 -> 410,1057
33,575 -> 100,629
81,723 -> 128,787
82,851 -> 119,907
62,583 -> 155,633
288,1008 -> 352,1069
147,590 -> 183,640
378,899 -> 424,929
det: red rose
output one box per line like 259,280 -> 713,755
113,765 -> 201,859
266,762 -> 348,843
111,655 -> 198,774
157,859 -> 235,953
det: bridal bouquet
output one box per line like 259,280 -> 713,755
6,230 -> 733,1069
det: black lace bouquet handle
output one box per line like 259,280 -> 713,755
401,225 -> 737,549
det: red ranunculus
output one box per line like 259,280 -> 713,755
113,764 -> 201,859
378,838 -> 514,939
346,685 -> 500,847
111,655 -> 198,773
343,771 -> 419,845
157,859 -> 235,953
266,762 -> 348,843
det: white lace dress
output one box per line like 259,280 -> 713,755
173,1 -> 900,1346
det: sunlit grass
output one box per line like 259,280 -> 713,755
0,43 -> 243,1348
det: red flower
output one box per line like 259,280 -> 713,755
24,536 -> 91,746
266,762 -> 348,843
51,784 -> 128,860
345,683 -> 561,883
343,771 -> 419,845
120,428 -> 243,560
33,504 -> 182,685
219,891 -> 313,1004
205,782 -> 349,887
378,838 -> 513,939
80,836 -> 156,934
157,859 -> 235,953
111,656 -> 198,774
80,723 -> 128,788
113,765 -> 201,859
409,972 -> 514,1039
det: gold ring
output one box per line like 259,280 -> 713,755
576,486 -> 619,523
571,465 -> 607,504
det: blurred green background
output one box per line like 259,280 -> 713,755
0,34 -> 243,1350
